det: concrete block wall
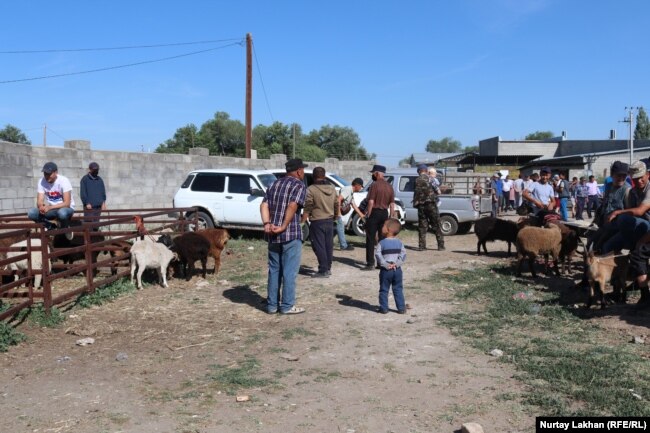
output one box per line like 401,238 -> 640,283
0,141 -> 375,215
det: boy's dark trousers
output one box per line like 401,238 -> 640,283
309,219 -> 333,274
378,267 -> 405,312
365,209 -> 389,267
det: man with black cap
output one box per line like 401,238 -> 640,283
523,167 -> 555,215
362,164 -> 395,270
260,158 -> 308,314
27,162 -> 75,240
413,164 -> 444,251
80,162 -> 107,229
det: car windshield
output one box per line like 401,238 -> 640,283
258,174 -> 277,189
329,174 -> 350,186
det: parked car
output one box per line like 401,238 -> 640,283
269,168 -> 406,237
374,168 -> 492,235
173,169 -> 277,231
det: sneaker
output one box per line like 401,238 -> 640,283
341,245 -> 355,251
397,309 -> 407,314
376,307 -> 388,314
65,231 -> 74,241
280,306 -> 305,315
267,309 -> 278,314
361,264 -> 375,271
312,272 -> 330,278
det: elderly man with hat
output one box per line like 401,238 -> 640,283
259,158 -> 308,314
362,164 -> 395,270
80,162 -> 107,229
413,164 -> 444,251
27,162 -> 75,240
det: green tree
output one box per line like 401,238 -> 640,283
306,125 -> 370,160
196,111 -> 246,156
464,145 -> 479,153
635,107 -> 650,140
155,124 -> 198,154
425,137 -> 462,153
525,130 -> 554,140
0,124 -> 31,144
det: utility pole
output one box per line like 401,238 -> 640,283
43,123 -> 47,147
245,33 -> 252,159
620,107 -> 641,164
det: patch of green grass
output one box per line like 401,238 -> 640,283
207,356 -> 274,394
0,322 -> 26,352
17,305 -> 65,327
76,278 -> 135,308
437,265 -> 650,417
281,327 -> 316,340
313,370 -> 341,383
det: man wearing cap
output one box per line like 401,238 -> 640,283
362,164 -> 395,270
598,160 -> 650,254
335,177 -> 363,251
80,162 -> 107,229
260,158 -> 308,314
522,167 -> 555,216
589,161 -> 632,253
413,164 -> 444,251
27,162 -> 75,240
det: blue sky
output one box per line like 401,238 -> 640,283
2,0 -> 648,168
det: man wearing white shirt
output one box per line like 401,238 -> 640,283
27,162 -> 75,240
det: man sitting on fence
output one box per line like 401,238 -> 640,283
27,162 -> 75,240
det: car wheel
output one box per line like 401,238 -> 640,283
457,222 -> 472,235
351,214 -> 366,237
439,215 -> 458,236
186,211 -> 214,231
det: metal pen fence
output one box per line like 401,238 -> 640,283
0,207 -> 197,320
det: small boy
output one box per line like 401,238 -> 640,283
374,218 -> 407,314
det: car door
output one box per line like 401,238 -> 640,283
222,174 -> 265,225
188,172 -> 226,224
396,175 -> 419,223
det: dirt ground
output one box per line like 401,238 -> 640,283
1,217 -> 647,433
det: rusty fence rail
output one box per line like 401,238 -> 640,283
0,207 -> 197,321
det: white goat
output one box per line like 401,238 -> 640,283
7,239 -> 50,288
130,239 -> 176,289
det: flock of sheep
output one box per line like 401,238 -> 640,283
473,215 -> 628,309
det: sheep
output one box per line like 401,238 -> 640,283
585,252 -> 630,309
546,221 -> 579,275
6,239 -> 50,288
515,224 -> 562,278
104,239 -> 132,276
196,228 -> 229,274
130,236 -> 176,289
474,217 -> 519,256
170,232 -> 210,281
51,229 -> 105,276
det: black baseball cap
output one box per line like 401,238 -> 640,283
42,162 -> 58,174
285,158 -> 308,173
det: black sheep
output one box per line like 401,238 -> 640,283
474,217 -> 519,256
51,231 -> 105,276
170,232 -> 210,281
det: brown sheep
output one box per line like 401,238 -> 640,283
515,224 -> 562,278
585,252 -> 630,309
546,221 -> 579,275
196,228 -> 229,274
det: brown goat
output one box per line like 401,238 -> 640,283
585,252 -> 629,309
196,228 -> 229,274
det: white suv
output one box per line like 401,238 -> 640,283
173,169 -> 277,230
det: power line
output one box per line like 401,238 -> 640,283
252,41 -> 274,122
0,42 -> 243,84
0,38 -> 244,54
48,127 -> 66,141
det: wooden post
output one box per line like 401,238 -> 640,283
245,33 -> 252,159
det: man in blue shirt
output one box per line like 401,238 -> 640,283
260,158 -> 308,315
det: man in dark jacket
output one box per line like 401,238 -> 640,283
80,162 -> 106,228
413,164 -> 444,251
302,167 -> 339,278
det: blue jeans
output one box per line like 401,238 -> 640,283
559,197 -> 568,221
27,207 -> 74,229
602,215 -> 650,254
335,216 -> 348,249
266,239 -> 302,313
378,267 -> 405,312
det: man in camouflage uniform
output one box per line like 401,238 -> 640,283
413,164 -> 445,251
